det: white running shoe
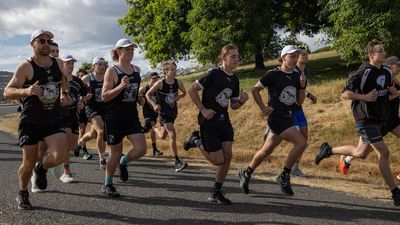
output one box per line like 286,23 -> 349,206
59,173 -> 75,183
31,166 -> 46,193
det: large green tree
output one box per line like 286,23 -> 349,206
321,0 -> 400,62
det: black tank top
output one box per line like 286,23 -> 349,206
157,78 -> 178,116
65,76 -> 87,119
86,73 -> 104,111
105,65 -> 141,121
143,84 -> 158,112
20,57 -> 63,125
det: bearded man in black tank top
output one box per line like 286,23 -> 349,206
4,30 -> 71,210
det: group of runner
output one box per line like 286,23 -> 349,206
4,29 -> 400,210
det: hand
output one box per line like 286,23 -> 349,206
200,107 -> 216,120
239,89 -> 249,105
60,93 -> 72,107
364,89 -> 378,102
261,105 -> 273,116
86,93 -> 93,101
153,104 -> 161,113
26,81 -> 41,96
300,74 -> 307,88
176,94 -> 184,102
308,93 -> 317,104
389,86 -> 397,95
120,76 -> 129,88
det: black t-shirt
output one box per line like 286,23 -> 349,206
20,57 -> 63,125
65,75 -> 88,119
196,67 -> 240,124
104,65 -> 141,121
257,67 -> 302,114
388,79 -> 400,121
157,78 -> 179,117
344,63 -> 392,123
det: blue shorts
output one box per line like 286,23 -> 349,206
293,109 -> 308,128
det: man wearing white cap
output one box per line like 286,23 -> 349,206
79,56 -> 107,170
100,38 -> 146,197
238,45 -> 307,196
4,29 -> 70,210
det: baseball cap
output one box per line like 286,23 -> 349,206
63,55 -> 77,62
31,29 -> 54,42
385,56 -> 400,66
280,45 -> 299,57
115,38 -> 138,48
149,72 -> 160,78
92,56 -> 106,65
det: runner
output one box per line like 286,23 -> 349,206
59,55 -> 89,183
146,61 -> 187,171
237,45 -> 307,196
101,38 -> 147,197
183,44 -> 249,204
315,40 -> 400,206
138,72 -> 164,157
80,56 -> 107,170
3,30 -> 70,210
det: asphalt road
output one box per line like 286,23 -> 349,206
0,105 -> 399,225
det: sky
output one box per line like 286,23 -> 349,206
0,0 -> 326,75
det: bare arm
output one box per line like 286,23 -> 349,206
145,80 -> 162,112
3,61 -> 39,100
341,89 -> 377,102
102,68 -> 127,102
176,79 -> 186,101
189,82 -> 215,120
252,84 -> 272,116
137,85 -> 147,106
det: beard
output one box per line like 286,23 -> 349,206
39,50 -> 50,57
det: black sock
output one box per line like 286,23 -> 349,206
391,187 -> 400,195
213,182 -> 223,192
19,189 -> 28,195
38,162 -> 47,173
174,156 -> 180,162
152,143 -> 157,151
282,167 -> 291,175
246,166 -> 255,175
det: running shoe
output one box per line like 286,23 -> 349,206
119,163 -> 129,182
31,164 -> 45,193
276,173 -> 294,196
82,149 -> 93,160
393,189 -> 400,206
34,162 -> 47,190
291,168 -> 308,178
101,184 -> 120,198
99,159 -> 107,171
315,142 -> 333,165
16,191 -> 32,210
339,155 -> 350,175
183,131 -> 200,151
238,169 -> 251,194
175,160 -> 188,172
59,172 -> 75,183
153,149 -> 164,157
207,191 -> 232,205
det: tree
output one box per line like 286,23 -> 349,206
321,0 -> 400,62
119,0 -> 192,66
80,62 -> 92,71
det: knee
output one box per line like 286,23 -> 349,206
138,147 -> 147,157
211,158 -> 224,166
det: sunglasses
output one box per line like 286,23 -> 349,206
36,38 -> 54,45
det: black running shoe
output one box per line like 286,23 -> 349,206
101,184 -> 120,198
276,173 -> 294,196
34,162 -> 47,190
315,142 -> 333,165
207,191 -> 232,205
153,149 -> 164,157
82,149 -> 93,160
183,131 -> 200,151
393,190 -> 400,206
238,169 -> 251,194
119,163 -> 129,182
175,160 -> 188,172
16,191 -> 32,210
99,159 -> 107,170
73,146 -> 81,157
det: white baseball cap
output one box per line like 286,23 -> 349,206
92,56 -> 106,65
63,55 -> 77,62
30,29 -> 54,42
115,38 -> 138,48
280,45 -> 299,57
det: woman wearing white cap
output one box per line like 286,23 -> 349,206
101,38 -> 147,197
238,45 -> 307,197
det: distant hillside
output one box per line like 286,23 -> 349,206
0,71 -> 13,101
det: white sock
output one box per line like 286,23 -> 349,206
344,156 -> 352,164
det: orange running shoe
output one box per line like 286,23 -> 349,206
339,155 -> 350,175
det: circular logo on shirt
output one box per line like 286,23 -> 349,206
279,86 -> 297,105
376,75 -> 386,89
215,88 -> 232,108
39,81 -> 59,104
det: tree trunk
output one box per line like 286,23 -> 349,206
254,50 -> 266,69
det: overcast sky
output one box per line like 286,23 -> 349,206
0,0 -> 326,75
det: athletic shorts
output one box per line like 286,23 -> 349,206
355,122 -> 383,144
293,108 -> 308,128
104,119 -> 144,145
159,113 -> 177,125
64,115 -> 79,135
268,111 -> 294,136
381,117 -> 400,137
18,120 -> 66,147
79,110 -> 88,125
85,105 -> 105,121
200,122 -> 234,152
143,109 -> 158,123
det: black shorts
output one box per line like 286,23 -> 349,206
64,115 -> 79,135
268,111 -> 294,136
381,117 -> 400,136
79,110 -> 88,125
159,113 -> 177,125
200,122 -> 234,152
143,109 -> 158,123
356,122 -> 383,144
85,105 -> 105,121
18,120 -> 66,147
104,119 -> 144,145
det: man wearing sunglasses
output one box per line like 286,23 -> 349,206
3,29 -> 71,210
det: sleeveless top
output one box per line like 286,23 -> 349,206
157,78 -> 179,117
86,73 -> 104,112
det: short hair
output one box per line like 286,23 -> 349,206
50,42 -> 58,47
364,39 -> 383,61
